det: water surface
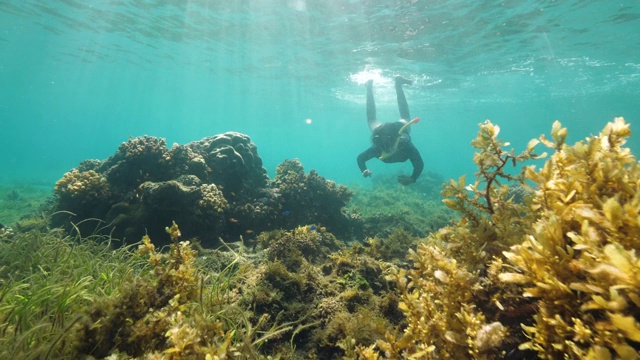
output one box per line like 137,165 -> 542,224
1,0 -> 638,186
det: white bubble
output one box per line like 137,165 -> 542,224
305,118 -> 313,124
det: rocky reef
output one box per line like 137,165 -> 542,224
51,132 -> 354,246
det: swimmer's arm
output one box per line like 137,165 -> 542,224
357,146 -> 379,174
408,143 -> 424,180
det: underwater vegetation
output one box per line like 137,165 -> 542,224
51,133 -> 355,247
0,117 -> 638,359
0,184 -> 53,227
0,223 -> 141,359
240,224 -> 402,358
498,118 -> 640,359
69,221 -> 298,359
0,220 -> 404,359
364,117 -> 640,359
0,220 -> 303,359
348,171 -> 454,239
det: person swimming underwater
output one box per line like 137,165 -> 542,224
357,76 -> 424,185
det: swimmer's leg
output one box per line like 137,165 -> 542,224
395,76 -> 412,121
366,80 -> 381,131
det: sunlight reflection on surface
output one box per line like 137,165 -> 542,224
349,66 -> 391,86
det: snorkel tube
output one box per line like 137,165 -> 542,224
379,117 -> 420,160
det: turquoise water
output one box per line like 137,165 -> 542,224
1,1 -> 639,187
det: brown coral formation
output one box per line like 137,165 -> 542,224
54,169 -> 112,217
102,135 -> 171,191
51,134 -> 355,246
187,132 -> 269,197
273,159 -> 354,238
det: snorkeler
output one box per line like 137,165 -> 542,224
357,76 -> 424,185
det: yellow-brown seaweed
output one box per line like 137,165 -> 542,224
370,117 -> 640,360
500,118 -> 640,359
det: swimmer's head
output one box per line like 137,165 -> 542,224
372,131 -> 397,152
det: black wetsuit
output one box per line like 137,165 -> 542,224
357,122 -> 424,181
357,77 -> 424,183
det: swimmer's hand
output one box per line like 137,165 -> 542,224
362,169 -> 373,178
397,175 -> 415,186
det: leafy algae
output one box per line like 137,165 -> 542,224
371,118 -> 640,360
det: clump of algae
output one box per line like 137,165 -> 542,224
71,221 -> 291,359
498,118 -> 640,359
0,222 -> 142,359
71,221 -> 207,358
439,119 -> 542,272
0,220 -> 294,359
365,117 -> 640,360
357,119 -> 544,360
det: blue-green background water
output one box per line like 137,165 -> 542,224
1,1 -> 639,187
